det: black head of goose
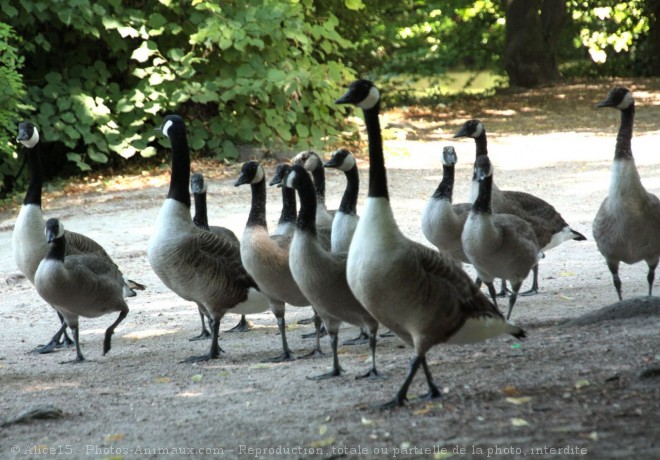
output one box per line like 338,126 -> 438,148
267,163 -> 298,237
336,79 -> 526,408
189,172 -> 248,337
34,218 -> 130,363
454,118 -> 586,295
235,161 -> 324,362
323,148 -> 360,253
462,156 -> 542,319
593,87 -> 660,300
421,145 -> 472,263
12,122 -> 143,354
148,115 -> 268,362
292,150 -> 335,228
284,163 -> 380,379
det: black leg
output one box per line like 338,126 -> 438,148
343,328 -> 370,346
308,333 -> 342,380
299,314 -> 327,359
519,265 -> 539,296
418,356 -> 442,400
647,262 -> 657,296
226,315 -> 253,333
181,315 -> 222,363
496,279 -> 509,298
58,312 -> 74,348
189,307 -> 212,341
356,332 -> 383,380
31,321 -> 68,354
264,314 -> 295,362
485,282 -> 499,309
60,325 -> 85,364
302,313 -> 327,339
378,355 -> 423,409
607,260 -> 623,301
103,309 -> 128,355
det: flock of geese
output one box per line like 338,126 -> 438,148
10,81 -> 660,408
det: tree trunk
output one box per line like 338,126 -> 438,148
503,0 -> 566,87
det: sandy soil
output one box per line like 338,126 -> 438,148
1,81 -> 659,459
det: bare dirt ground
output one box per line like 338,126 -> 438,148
1,79 -> 659,460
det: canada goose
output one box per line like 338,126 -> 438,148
336,79 -> 525,408
593,87 -> 660,300
147,115 -> 269,362
454,119 -> 586,295
189,173 -> 251,336
34,218 -> 130,363
462,156 -> 542,319
323,148 -> 360,253
421,146 -> 472,263
285,164 -> 380,379
235,161 -> 325,361
12,121 -> 143,354
268,163 -> 297,237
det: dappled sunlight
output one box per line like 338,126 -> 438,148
123,329 -> 178,340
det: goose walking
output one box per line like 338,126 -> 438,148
12,121 -> 143,354
462,156 -> 542,319
593,87 -> 660,300
336,79 -> 525,408
189,173 -> 252,336
454,119 -> 586,295
285,164 -> 380,379
421,146 -> 472,263
147,115 -> 269,362
34,218 -> 130,363
235,161 -> 326,361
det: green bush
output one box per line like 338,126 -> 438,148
1,0 -> 355,193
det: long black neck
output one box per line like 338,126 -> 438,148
192,193 -> 210,231
472,175 -> 493,214
432,164 -> 454,201
338,166 -> 359,214
278,186 -> 297,226
246,179 -> 267,229
311,165 -> 326,206
45,236 -> 66,261
295,174 -> 318,236
24,146 -> 43,207
614,103 -> 634,160
166,126 -> 191,208
362,103 -> 388,199
471,132 -> 488,182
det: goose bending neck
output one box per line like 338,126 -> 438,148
433,164 -> 454,201
363,104 -> 388,200
615,104 -> 634,160
472,175 -> 493,214
339,166 -> 359,214
24,147 -> 43,207
167,127 -> 191,208
247,179 -> 267,229
295,176 -> 318,236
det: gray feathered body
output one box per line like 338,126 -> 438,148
422,199 -> 471,263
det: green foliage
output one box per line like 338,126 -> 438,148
0,22 -> 25,194
1,0 -> 355,194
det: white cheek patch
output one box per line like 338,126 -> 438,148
162,119 -> 173,138
473,122 -> 484,138
21,128 -> 40,148
340,153 -> 356,172
306,153 -> 320,171
357,86 -> 380,110
617,91 -> 634,110
253,165 -> 265,184
284,170 -> 297,189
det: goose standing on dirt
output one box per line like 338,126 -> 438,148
12,121 -> 143,354
285,164 -> 381,379
454,119 -> 586,295
147,115 -> 269,362
323,148 -> 360,253
189,173 -> 252,336
336,79 -> 525,408
34,218 -> 130,363
235,161 -> 325,361
268,163 -> 298,237
593,87 -> 660,300
421,145 -> 472,263
462,156 -> 542,319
